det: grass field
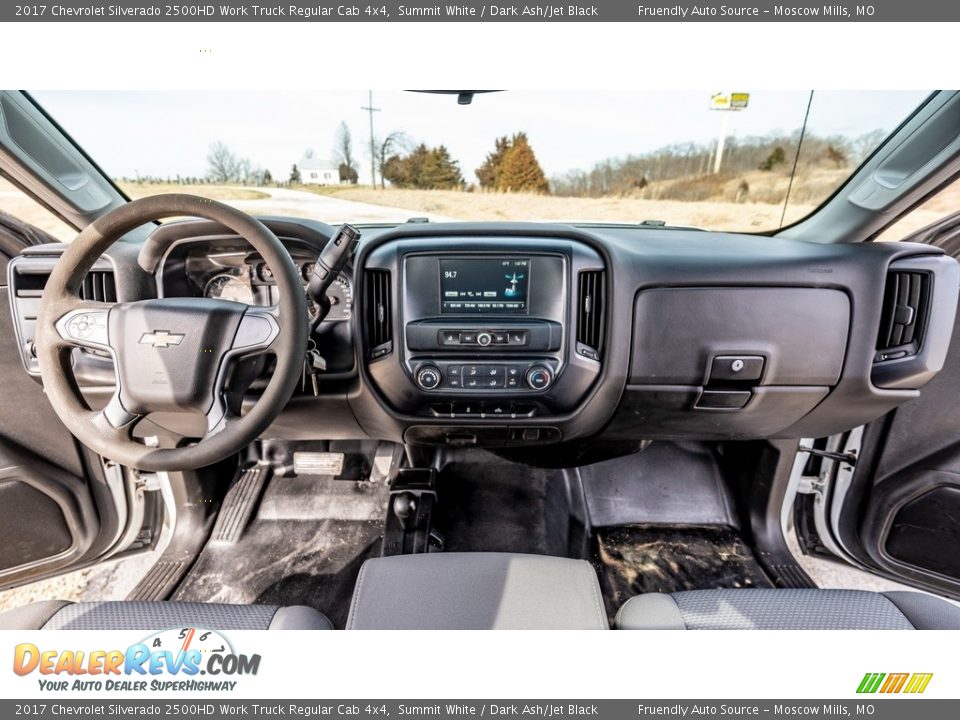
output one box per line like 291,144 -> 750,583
1,177 -> 955,242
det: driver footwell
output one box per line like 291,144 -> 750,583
172,470 -> 388,629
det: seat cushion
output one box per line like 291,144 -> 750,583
347,552 -> 608,629
616,588 -> 960,630
0,600 -> 332,630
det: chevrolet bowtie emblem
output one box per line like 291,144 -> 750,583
139,330 -> 185,348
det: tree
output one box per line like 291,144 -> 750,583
375,130 -> 409,188
207,141 -> 240,183
759,146 -> 787,171
289,164 -> 301,184
826,144 -> 847,168
339,163 -> 359,184
381,143 -> 464,190
476,135 -> 511,189
419,145 -> 464,189
262,169 -> 273,185
496,133 -> 549,193
334,122 -> 357,180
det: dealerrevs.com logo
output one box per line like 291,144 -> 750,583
13,627 -> 260,692
857,673 -> 933,694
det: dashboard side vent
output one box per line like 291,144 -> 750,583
364,269 -> 393,359
875,270 -> 930,362
576,270 -> 605,361
79,270 -> 117,303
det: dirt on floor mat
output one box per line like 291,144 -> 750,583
173,476 -> 389,629
594,525 -> 774,624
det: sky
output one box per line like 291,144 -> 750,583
34,90 -> 930,183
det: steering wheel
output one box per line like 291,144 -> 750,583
35,194 -> 308,471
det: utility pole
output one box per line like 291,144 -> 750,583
361,90 -> 380,188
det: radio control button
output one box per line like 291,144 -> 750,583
459,332 -> 477,344
416,365 -> 442,390
492,332 -> 508,344
477,332 -> 493,347
440,331 -> 460,345
508,331 -> 528,346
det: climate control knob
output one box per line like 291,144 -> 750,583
525,365 -> 553,390
416,365 -> 442,390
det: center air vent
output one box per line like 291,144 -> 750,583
875,270 -> 930,362
364,269 -> 392,359
575,270 -> 605,361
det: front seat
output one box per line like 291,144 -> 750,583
616,588 -> 960,630
0,600 -> 333,630
347,552 -> 608,629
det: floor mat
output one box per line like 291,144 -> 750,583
173,473 -> 389,629
594,525 -> 773,624
433,451 -> 577,557
579,442 -> 738,529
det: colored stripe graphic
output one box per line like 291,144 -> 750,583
904,673 -> 933,694
881,673 -> 909,693
857,672 -> 932,694
857,673 -> 885,694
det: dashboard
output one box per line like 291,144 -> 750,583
7,216 -> 960,453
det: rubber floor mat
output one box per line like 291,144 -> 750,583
173,475 -> 389,629
433,452 -> 576,557
594,525 -> 773,624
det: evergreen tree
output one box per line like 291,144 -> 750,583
289,164 -> 301,183
476,136 -> 511,189
496,133 -> 549,193
420,146 -> 463,189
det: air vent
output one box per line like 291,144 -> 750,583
875,270 -> 930,362
79,270 -> 117,303
576,270 -> 605,361
364,269 -> 392,359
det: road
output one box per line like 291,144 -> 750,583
226,186 -> 456,224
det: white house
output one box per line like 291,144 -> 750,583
299,157 -> 340,185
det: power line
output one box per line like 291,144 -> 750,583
361,90 -> 380,188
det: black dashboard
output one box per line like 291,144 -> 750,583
8,216 -> 960,453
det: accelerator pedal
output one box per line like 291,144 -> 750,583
212,465 -> 270,544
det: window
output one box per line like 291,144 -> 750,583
876,175 -> 960,242
0,177 -> 75,242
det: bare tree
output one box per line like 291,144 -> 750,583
375,130 -> 409,188
334,122 -> 356,175
207,141 -> 240,183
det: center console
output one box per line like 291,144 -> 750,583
359,237 -> 606,446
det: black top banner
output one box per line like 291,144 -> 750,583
3,0 -> 957,22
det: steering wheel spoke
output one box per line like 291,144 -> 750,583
91,392 -> 143,439
54,305 -> 113,352
231,307 -> 281,356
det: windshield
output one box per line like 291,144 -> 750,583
34,90 -> 928,232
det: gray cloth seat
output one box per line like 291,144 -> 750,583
347,552 -> 608,629
616,588 -> 960,630
0,600 -> 333,630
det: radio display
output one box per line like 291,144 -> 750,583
439,257 -> 530,314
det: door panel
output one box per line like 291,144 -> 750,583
838,291 -> 960,597
0,233 -> 122,591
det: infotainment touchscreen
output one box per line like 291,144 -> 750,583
439,257 -> 530,313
